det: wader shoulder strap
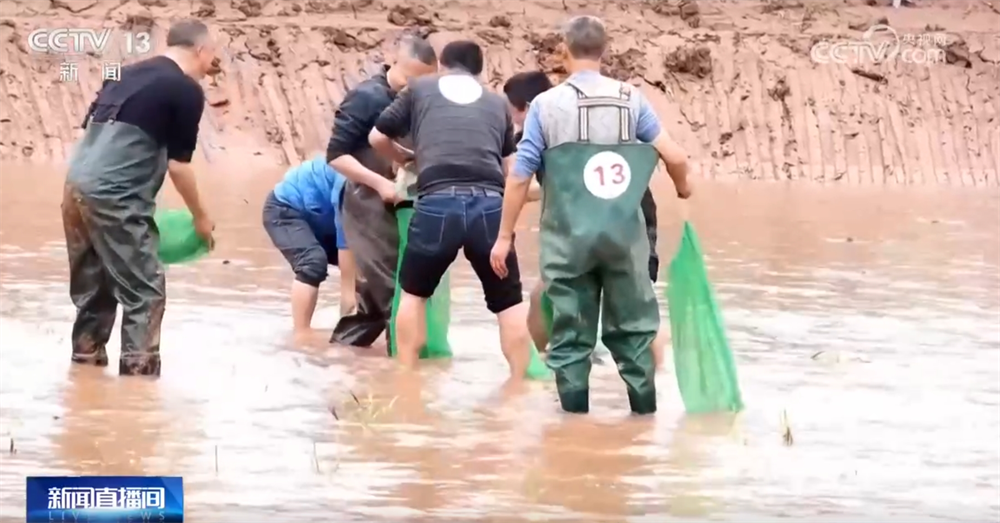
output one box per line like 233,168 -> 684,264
87,78 -> 150,125
565,79 -> 633,144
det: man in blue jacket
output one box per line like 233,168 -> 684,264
263,155 -> 355,337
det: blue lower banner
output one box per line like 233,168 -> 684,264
26,476 -> 184,522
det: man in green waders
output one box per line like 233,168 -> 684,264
490,16 -> 692,414
62,20 -> 217,376
503,71 -> 669,369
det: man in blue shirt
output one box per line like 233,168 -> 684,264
503,71 -> 668,370
263,155 -> 354,337
490,16 -> 692,414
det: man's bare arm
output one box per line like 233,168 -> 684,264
167,160 -> 208,219
650,130 -> 690,194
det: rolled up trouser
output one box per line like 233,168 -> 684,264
331,181 -> 399,346
262,191 -> 340,287
62,182 -> 165,376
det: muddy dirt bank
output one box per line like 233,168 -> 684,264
0,0 -> 998,185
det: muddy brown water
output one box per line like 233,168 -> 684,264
0,164 -> 998,521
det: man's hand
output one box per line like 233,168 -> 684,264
675,178 -> 693,199
375,178 -> 401,204
490,234 -> 513,279
193,212 -> 215,249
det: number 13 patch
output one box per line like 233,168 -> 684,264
583,151 -> 631,200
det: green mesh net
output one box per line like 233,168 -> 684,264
154,209 -> 209,265
388,206 -> 453,359
667,221 -> 744,414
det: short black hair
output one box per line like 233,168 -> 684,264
402,36 -> 437,66
166,19 -> 209,48
503,71 -> 553,111
439,40 -> 484,75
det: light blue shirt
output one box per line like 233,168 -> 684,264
513,71 -> 662,180
273,155 -> 348,249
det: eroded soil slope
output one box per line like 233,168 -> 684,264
1,0 -> 998,184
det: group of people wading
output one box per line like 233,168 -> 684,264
61,15 -> 690,415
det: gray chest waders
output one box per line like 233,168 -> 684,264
538,83 -> 661,414
62,79 -> 169,376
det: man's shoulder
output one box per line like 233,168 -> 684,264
349,74 -> 393,104
533,83 -> 573,106
481,89 -> 508,108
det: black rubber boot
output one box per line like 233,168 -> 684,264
627,387 -> 657,415
558,388 -> 590,414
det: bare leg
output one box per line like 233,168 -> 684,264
337,249 -> 357,316
395,291 -> 427,368
652,327 -> 668,370
526,282 -> 549,353
291,280 -> 320,334
497,301 -> 531,379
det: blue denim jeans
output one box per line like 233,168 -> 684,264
398,186 -> 523,314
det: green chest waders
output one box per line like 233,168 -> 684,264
539,87 -> 661,414
64,81 -> 170,375
388,166 -> 452,359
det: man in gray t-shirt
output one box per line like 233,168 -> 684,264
369,40 -> 531,379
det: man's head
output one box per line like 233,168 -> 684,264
503,71 -> 553,127
392,36 -> 438,88
562,15 -> 607,66
166,19 -> 217,79
439,40 -> 484,76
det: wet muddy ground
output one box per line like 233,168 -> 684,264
0,166 -> 998,521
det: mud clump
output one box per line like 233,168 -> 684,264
489,15 -> 512,28
602,48 -> 646,81
232,0 -> 262,18
321,27 -> 380,52
387,5 -> 434,27
768,77 -> 790,101
529,32 -> 567,75
848,16 -> 888,31
193,0 -> 215,17
679,0 -> 701,28
761,0 -> 804,14
664,45 -> 712,78
246,27 -> 282,66
940,37 -> 972,68
648,0 -> 700,28
477,28 -> 510,46
122,13 -> 155,32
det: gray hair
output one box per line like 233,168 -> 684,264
400,35 -> 437,66
563,15 -> 607,60
166,19 -> 210,48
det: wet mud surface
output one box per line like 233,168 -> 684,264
0,165 -> 998,520
1,0 -> 999,183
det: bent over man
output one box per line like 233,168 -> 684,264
327,36 -> 437,348
263,154 -> 354,336
369,40 -> 532,378
62,20 -> 216,376
491,16 -> 691,413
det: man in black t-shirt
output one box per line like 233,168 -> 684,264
369,41 -> 531,377
64,19 -> 216,376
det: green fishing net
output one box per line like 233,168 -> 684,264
154,209 -> 209,265
667,221 -> 744,414
389,206 -> 453,359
